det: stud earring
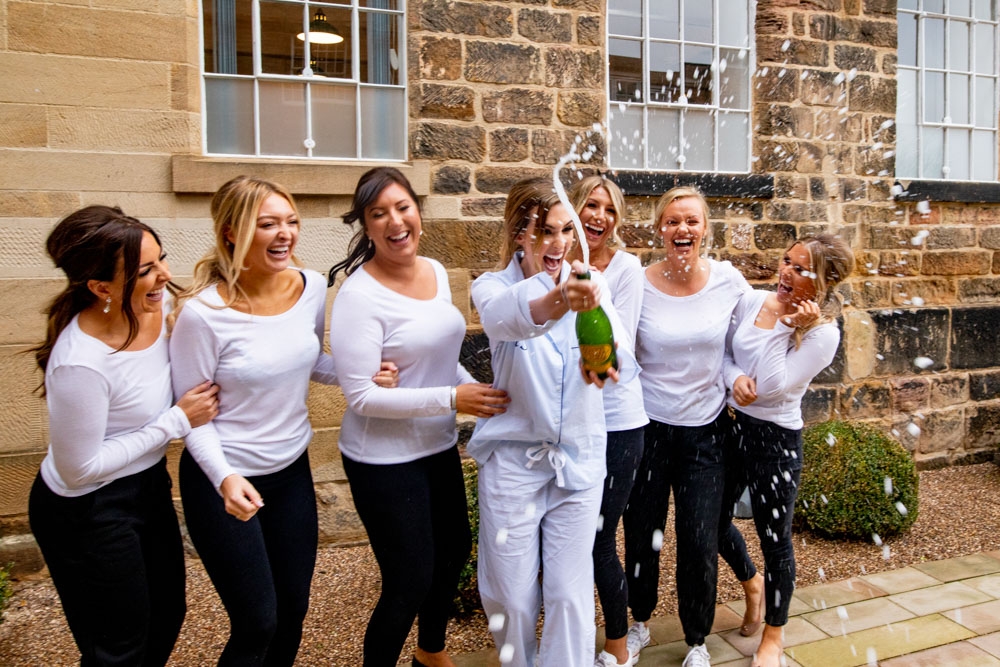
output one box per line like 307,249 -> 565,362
103,297 -> 112,314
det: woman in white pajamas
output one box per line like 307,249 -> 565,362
469,178 -> 637,667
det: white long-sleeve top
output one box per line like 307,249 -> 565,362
724,289 -> 840,430
600,250 -> 648,432
169,268 -> 336,490
40,315 -> 191,498
330,257 -> 476,464
468,256 -> 638,490
636,259 -> 750,426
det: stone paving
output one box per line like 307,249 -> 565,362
453,551 -> 1000,666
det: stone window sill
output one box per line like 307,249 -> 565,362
893,179 -> 1000,203
171,156 -> 432,196
610,171 -> 775,199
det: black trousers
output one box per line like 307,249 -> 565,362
593,426 -> 645,641
179,449 -> 317,667
343,446 -> 472,667
623,415 -> 727,647
29,458 -> 186,667
718,410 -> 803,627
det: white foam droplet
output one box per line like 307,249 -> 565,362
895,501 -> 908,516
916,200 -> 931,214
913,356 -> 934,369
884,477 -> 893,495
837,606 -> 849,620
651,529 -> 664,552
499,643 -> 515,663
906,423 -> 921,437
495,528 -> 509,546
488,613 -> 506,632
873,533 -> 883,546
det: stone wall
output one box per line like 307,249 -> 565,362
1,0 -> 999,573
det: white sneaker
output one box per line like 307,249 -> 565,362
626,622 -> 651,655
682,644 -> 711,667
594,649 -> 637,667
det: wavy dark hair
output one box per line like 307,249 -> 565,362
328,167 -> 421,286
31,205 -> 165,388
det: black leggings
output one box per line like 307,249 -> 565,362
718,410 -> 802,627
29,458 -> 186,667
592,427 -> 645,641
179,449 -> 318,667
343,446 -> 472,667
623,415 -> 727,647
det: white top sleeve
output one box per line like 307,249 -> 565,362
473,269 -> 555,342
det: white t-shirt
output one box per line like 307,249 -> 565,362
600,250 -> 648,432
468,256 -> 638,490
40,314 -> 191,497
636,258 -> 750,426
330,257 -> 475,464
169,268 -> 336,489
724,289 -> 841,430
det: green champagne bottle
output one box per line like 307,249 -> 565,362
574,271 -> 618,380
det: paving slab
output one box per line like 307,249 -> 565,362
859,566 -> 942,594
890,581 -> 993,616
793,577 -> 886,611
726,593 -> 813,619
971,631 -> 1000,659
944,599 -> 1000,635
803,597 -> 916,636
785,614 -> 975,667
914,553 -> 1000,582
963,573 -> 1000,599
718,616 -> 828,657
879,640 -> 1000,666
637,633 -> 743,665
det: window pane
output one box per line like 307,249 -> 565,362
360,0 -> 398,8
719,48 -> 749,108
650,42 -> 681,103
898,69 -> 919,126
719,0 -> 748,46
650,0 -> 679,40
685,45 -> 714,105
896,117 -> 918,178
926,0 -> 945,13
899,0 -> 918,8
950,0 -> 971,16
684,0 -> 713,42
203,0 -> 253,75
922,126 -> 944,176
312,84 -> 357,158
950,21 -> 970,70
946,127 -> 971,179
975,0 -> 992,20
972,129 -> 996,178
205,77 -> 255,154
926,71 -> 945,121
259,1 -> 303,76
609,105 -> 644,168
305,7 -> 351,78
609,38 -> 644,103
361,9 -> 400,84
361,86 -> 406,159
648,108 -> 679,169
718,111 -> 749,171
683,109 -> 714,171
259,81 -> 307,156
975,23 -> 994,74
950,73 -> 970,123
975,75 -> 995,126
899,13 -> 918,67
926,19 -> 946,69
609,0 -> 642,36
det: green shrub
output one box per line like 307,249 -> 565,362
796,420 -> 919,540
454,458 -> 481,615
0,562 -> 12,625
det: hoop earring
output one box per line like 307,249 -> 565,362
103,297 -> 112,314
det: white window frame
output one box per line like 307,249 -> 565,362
606,0 -> 755,173
199,0 -> 407,161
896,0 -> 999,181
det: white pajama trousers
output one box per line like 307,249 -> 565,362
477,445 -> 603,667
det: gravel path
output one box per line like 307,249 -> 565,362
3,462 -> 999,665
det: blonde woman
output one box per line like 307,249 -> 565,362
718,235 -> 854,667
623,187 -> 750,667
568,176 -> 647,667
168,176 -> 393,666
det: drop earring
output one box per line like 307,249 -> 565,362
103,297 -> 112,314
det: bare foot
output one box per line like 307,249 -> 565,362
740,572 -> 765,636
414,648 -> 457,667
751,625 -> 784,667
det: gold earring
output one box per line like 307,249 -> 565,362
103,297 -> 112,314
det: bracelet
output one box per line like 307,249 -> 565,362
450,386 -> 457,411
